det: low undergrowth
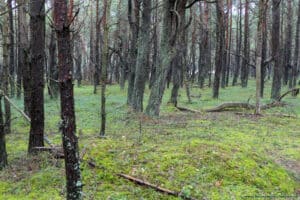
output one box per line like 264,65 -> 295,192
0,80 -> 299,199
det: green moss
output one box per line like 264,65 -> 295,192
0,80 -> 299,199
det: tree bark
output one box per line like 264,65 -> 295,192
127,0 -> 140,106
232,0 -> 242,86
291,0 -> 300,89
2,9 -> 11,134
8,0 -> 15,97
132,0 -> 152,112
100,0 -> 112,136
54,0 -> 83,198
271,0 -> 281,100
0,95 -> 7,170
145,0 -> 177,116
284,0 -> 293,87
28,0 -> 45,153
241,0 -> 250,88
213,0 -> 225,98
255,0 -> 267,114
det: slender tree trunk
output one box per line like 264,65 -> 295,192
291,0 -> 300,90
17,0 -> 30,115
54,0 -> 83,198
213,0 -> 225,98
271,0 -> 281,100
261,4 -> 268,98
0,95 -> 7,170
2,11 -> 11,134
28,0 -> 45,153
284,0 -> 293,88
8,0 -> 15,97
255,0 -> 267,114
100,0 -> 112,136
49,27 -> 59,99
241,0 -> 250,88
94,0 -> 101,94
232,0 -> 242,86
132,0 -> 152,111
127,0 -> 140,106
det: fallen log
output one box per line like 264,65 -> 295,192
117,173 -> 197,200
205,102 -> 255,112
32,147 -> 64,159
176,106 -> 202,114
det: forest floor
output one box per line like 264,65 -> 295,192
0,80 -> 300,200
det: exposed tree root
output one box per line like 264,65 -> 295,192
117,173 -> 198,200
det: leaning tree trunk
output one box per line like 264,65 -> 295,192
271,0 -> 281,100
132,0 -> 152,112
54,0 -> 83,199
145,0 -> 176,116
28,0 -> 45,153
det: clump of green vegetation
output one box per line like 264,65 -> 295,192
0,81 -> 299,199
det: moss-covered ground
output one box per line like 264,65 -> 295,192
0,80 -> 299,199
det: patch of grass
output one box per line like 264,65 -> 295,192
0,79 -> 299,199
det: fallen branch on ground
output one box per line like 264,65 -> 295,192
117,173 -> 197,200
278,88 -> 300,101
32,147 -> 64,159
176,106 -> 202,114
0,90 -> 56,148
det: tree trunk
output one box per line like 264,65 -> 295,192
145,0 -> 176,116
8,0 -> 15,97
94,0 -> 101,94
241,0 -> 250,88
49,27 -> 59,99
0,95 -> 7,170
2,10 -> 11,134
28,0 -> 45,153
284,0 -> 293,88
127,0 -> 140,106
260,4 -> 268,98
100,0 -> 112,136
54,0 -> 83,198
291,0 -> 300,89
232,0 -> 242,86
271,0 -> 281,100
213,0 -> 225,98
255,0 -> 267,114
17,0 -> 31,116
132,0 -> 152,112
